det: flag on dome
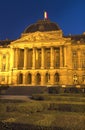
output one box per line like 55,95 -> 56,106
44,11 -> 48,20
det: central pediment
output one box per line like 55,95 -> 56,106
12,30 -> 63,44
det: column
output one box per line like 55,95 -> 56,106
24,47 -> 28,69
60,46 -> 63,67
50,47 -> 54,69
41,47 -> 45,69
32,48 -> 36,69
64,46 -> 67,67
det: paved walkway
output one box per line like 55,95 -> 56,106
0,95 -> 31,101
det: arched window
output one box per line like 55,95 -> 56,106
19,73 -> 23,84
54,73 -> 59,84
27,73 -> 32,84
45,73 -> 50,84
36,73 -> 41,85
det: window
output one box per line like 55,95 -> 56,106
81,51 -> 85,69
3,54 -> 6,59
36,49 -> 41,68
82,75 -> 85,83
72,51 -> 78,69
2,76 -> 5,81
45,49 -> 50,68
54,48 -> 60,68
2,64 -> 6,71
54,73 -> 59,84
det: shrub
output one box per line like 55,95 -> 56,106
31,94 -> 45,100
48,86 -> 64,94
0,85 -> 9,95
64,87 -> 82,93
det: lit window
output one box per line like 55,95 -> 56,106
82,75 -> 85,82
73,74 -> 78,84
2,64 -> 6,71
3,54 -> 6,59
2,76 -> 5,81
82,51 -> 85,69
72,51 -> 78,69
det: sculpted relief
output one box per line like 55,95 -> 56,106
18,31 -> 62,42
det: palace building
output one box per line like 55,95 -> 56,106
0,15 -> 85,87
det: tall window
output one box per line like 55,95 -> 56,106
3,54 -> 6,59
72,51 -> 78,69
45,49 -> 50,68
19,49 -> 24,69
2,76 -> 5,81
54,48 -> 60,68
2,54 -> 6,71
82,74 -> 85,83
28,49 -> 32,68
2,64 -> 6,71
36,73 -> 41,85
27,73 -> 32,84
18,73 -> 23,84
81,51 -> 85,69
36,49 -> 41,69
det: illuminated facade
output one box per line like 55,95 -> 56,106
0,19 -> 85,87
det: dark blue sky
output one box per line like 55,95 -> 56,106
0,0 -> 85,40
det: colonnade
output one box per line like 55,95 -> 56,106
13,46 -> 67,69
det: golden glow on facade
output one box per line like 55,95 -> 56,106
0,19 -> 85,87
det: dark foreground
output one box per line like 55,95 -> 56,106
0,122 -> 70,130
0,93 -> 85,130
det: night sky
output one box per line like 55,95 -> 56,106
0,0 -> 85,40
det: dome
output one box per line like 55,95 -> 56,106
23,19 -> 60,33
